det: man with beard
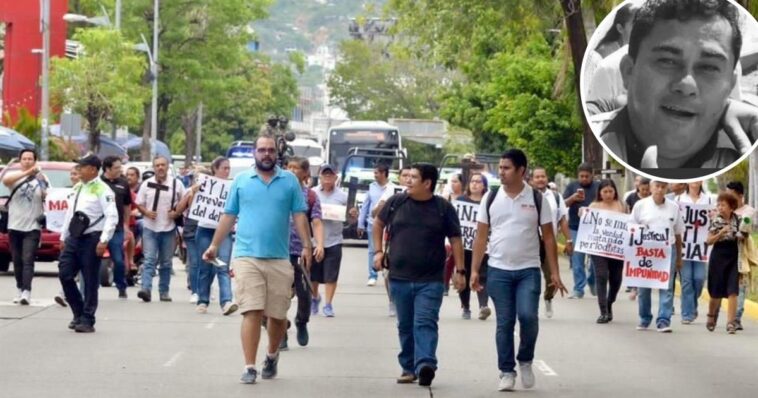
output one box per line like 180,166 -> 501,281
203,135 -> 311,385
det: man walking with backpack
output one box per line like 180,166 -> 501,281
471,149 -> 567,391
373,163 -> 465,387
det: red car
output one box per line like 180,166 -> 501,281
0,161 -> 77,272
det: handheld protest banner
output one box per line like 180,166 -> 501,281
188,174 -> 231,227
575,208 -> 628,260
622,224 -> 673,290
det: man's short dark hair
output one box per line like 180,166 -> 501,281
375,163 -> 390,178
153,155 -> 169,165
502,149 -> 528,171
628,0 -> 742,69
103,156 -> 122,171
127,166 -> 141,178
18,149 -> 37,161
412,163 -> 438,193
727,181 -> 745,195
255,134 -> 275,147
286,156 -> 309,171
578,162 -> 593,174
639,177 -> 651,185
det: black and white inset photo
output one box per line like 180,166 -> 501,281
581,0 -> 758,181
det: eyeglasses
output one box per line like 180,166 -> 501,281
256,148 -> 276,154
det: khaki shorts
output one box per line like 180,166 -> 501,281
233,257 -> 294,319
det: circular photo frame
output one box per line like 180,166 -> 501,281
581,0 -> 758,182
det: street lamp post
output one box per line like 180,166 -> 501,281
150,0 -> 159,160
40,0 -> 51,161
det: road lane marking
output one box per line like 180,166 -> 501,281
535,360 -> 557,376
206,319 -> 217,329
163,351 -> 184,367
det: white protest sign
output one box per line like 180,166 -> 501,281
678,202 -> 713,262
188,175 -> 231,227
575,208 -> 628,260
622,224 -> 673,290
453,200 -> 479,251
321,203 -> 347,222
44,188 -> 72,233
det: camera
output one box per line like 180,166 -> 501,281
264,115 -> 296,167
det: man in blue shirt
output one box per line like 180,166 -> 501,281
358,163 -> 395,286
203,135 -> 311,385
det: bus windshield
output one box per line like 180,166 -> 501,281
327,129 -> 401,172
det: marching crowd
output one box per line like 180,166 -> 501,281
2,139 -> 756,392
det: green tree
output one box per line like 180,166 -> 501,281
50,28 -> 148,154
328,40 -> 443,120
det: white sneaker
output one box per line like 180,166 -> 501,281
12,289 -> 22,304
389,302 -> 397,317
195,303 -> 208,314
222,302 -> 239,316
519,362 -> 535,389
498,372 -> 516,391
545,299 -> 553,319
19,290 -> 31,305
189,293 -> 199,304
367,278 -> 377,287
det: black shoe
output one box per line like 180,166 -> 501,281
279,333 -> 289,351
607,311 -> 613,322
159,293 -> 172,302
118,289 -> 127,299
735,319 -> 744,331
261,353 -> 279,379
68,317 -> 80,330
74,323 -> 95,333
137,289 -> 151,302
54,295 -> 68,307
418,365 -> 435,387
596,315 -> 610,324
296,323 -> 309,346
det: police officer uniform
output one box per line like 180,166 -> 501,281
58,155 -> 119,333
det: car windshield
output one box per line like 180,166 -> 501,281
0,169 -> 73,196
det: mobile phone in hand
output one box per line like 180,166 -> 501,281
210,257 -> 227,267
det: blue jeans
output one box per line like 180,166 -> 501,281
638,249 -> 676,327
141,228 -> 176,294
569,229 -> 595,296
195,227 -> 233,307
108,229 -> 126,291
679,260 -> 706,321
488,267 -> 541,373
367,226 -> 377,280
389,280 -> 444,374
184,236 -> 200,294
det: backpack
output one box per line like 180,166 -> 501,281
382,193 -> 447,269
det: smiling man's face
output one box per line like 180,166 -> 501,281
622,16 -> 737,166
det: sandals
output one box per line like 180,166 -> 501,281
706,313 -> 718,332
727,322 -> 737,335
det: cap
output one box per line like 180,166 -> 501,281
77,154 -> 102,170
319,164 -> 336,174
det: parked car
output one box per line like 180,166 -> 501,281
0,161 -> 77,272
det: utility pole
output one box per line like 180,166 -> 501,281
150,0 -> 159,160
40,0 -> 51,161
115,0 -> 122,30
195,103 -> 203,165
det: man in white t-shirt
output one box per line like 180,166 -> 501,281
470,149 -> 567,392
630,181 -> 684,333
530,166 -> 572,319
135,156 -> 187,302
726,181 -> 755,331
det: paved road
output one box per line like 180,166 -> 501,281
1,247 -> 757,398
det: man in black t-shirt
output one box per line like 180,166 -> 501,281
101,156 -> 133,298
625,177 -> 650,210
373,163 -> 464,388
563,162 -> 599,299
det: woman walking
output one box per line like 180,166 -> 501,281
456,173 -> 491,320
194,157 -> 238,315
587,179 -> 626,323
705,192 -> 743,334
674,181 -> 712,324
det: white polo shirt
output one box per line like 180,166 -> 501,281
630,196 -> 684,245
477,184 -> 552,271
